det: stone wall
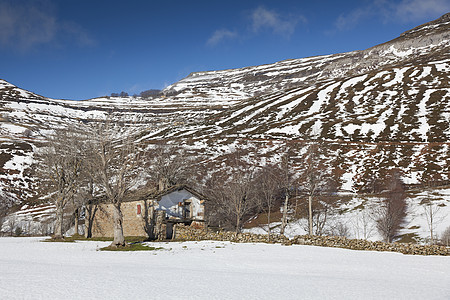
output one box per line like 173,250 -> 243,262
88,200 -> 152,238
173,225 -> 450,256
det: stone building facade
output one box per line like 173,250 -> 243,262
85,185 -> 206,239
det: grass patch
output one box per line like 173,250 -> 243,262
44,235 -> 148,244
42,235 -> 149,243
43,236 -> 79,243
396,232 -> 421,244
99,243 -> 164,252
43,234 -> 163,251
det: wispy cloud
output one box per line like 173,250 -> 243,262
207,29 -> 238,47
392,0 -> 450,22
62,22 -> 96,47
335,7 -> 373,31
206,6 -> 306,47
250,6 -> 305,38
334,0 -> 450,31
0,0 -> 95,51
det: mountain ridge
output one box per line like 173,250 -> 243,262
0,13 -> 449,209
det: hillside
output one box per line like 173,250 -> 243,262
163,13 -> 450,104
0,14 -> 449,239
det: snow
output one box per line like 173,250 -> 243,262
417,66 -> 432,79
307,82 -> 340,115
383,67 -> 410,87
275,86 -> 315,120
0,237 -> 449,299
158,189 -> 203,219
0,123 -> 27,134
266,123 -> 302,136
342,124 -> 359,135
338,74 -> 368,97
384,45 -> 413,58
415,89 -> 433,142
341,164 -> 358,192
3,152 -> 33,172
434,62 -> 450,72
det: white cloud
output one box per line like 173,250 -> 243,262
0,1 -> 94,51
207,29 -> 238,47
335,7 -> 372,31
206,6 -> 306,46
392,0 -> 450,22
62,22 -> 96,47
334,0 -> 450,31
250,6 -> 304,37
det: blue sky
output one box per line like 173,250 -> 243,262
1,0 -> 449,100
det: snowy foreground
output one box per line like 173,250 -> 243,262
1,237 -> 449,299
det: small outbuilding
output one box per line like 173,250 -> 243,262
85,185 -> 206,240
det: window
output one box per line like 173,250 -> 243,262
137,204 -> 141,215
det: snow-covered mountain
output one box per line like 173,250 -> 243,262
164,13 -> 449,104
1,13 -> 449,233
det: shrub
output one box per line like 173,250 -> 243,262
441,226 -> 450,246
14,227 -> 22,236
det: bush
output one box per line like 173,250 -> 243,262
441,226 -> 450,246
14,227 -> 22,236
23,129 -> 32,137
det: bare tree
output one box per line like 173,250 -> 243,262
420,179 -> 446,245
80,177 -> 97,238
441,226 -> 450,247
311,200 -> 331,236
254,164 -> 282,239
327,219 -> 350,238
204,151 -> 258,233
279,145 -> 296,235
423,201 -> 443,245
86,120 -> 145,247
147,143 -> 192,190
35,127 -> 84,239
140,89 -> 161,99
373,170 -> 407,243
0,199 -> 7,235
297,142 -> 333,235
352,209 -> 375,240
7,216 -> 16,236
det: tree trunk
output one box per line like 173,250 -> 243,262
111,203 -> 126,247
280,193 -> 289,235
54,203 -> 64,239
235,217 -> 241,233
85,206 -> 91,238
267,209 -> 271,242
85,205 -> 97,238
430,213 -> 433,245
308,195 -> 313,236
74,208 -> 79,236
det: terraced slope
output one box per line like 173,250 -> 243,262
0,13 -> 449,208
164,13 -> 450,104
174,57 -> 450,143
0,87 -> 222,206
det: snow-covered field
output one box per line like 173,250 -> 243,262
0,237 -> 449,299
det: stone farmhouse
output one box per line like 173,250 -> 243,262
84,185 -> 206,240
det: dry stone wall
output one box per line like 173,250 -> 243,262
173,225 -> 450,256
